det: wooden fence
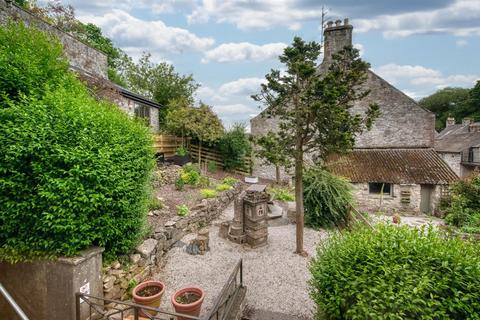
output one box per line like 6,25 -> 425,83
153,135 -> 252,175
153,135 -> 185,158
189,144 -> 252,176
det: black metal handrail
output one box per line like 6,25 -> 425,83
206,259 -> 244,320
76,293 -> 200,320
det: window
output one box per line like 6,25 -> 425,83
134,104 -> 150,124
369,183 -> 392,195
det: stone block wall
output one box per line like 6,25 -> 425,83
352,183 -> 421,214
439,152 -> 462,177
115,96 -> 160,133
0,0 -> 108,78
102,183 -> 242,303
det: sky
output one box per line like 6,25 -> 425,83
66,0 -> 480,129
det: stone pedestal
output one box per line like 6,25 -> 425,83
243,187 -> 269,248
0,247 -> 104,320
228,191 -> 246,244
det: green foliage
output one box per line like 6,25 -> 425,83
269,186 -> 295,202
176,204 -> 190,217
216,184 -> 233,192
309,225 -> 480,319
0,71 -> 154,262
148,195 -> 163,211
175,177 -> 185,191
0,21 -> 69,106
218,123 -> 251,170
303,167 -> 354,229
120,53 -> 200,126
180,170 -> 201,186
222,177 -> 239,187
445,173 -> 480,233
127,279 -> 138,296
207,161 -> 217,173
419,87 -> 473,131
200,189 -> 217,199
253,131 -> 291,182
198,176 -> 210,188
176,145 -> 189,156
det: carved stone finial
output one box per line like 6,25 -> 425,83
335,19 -> 342,26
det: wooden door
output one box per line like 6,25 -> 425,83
420,184 -> 433,214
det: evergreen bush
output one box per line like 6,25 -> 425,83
0,22 -> 154,262
218,123 -> 250,170
310,225 -> 480,319
303,167 -> 354,229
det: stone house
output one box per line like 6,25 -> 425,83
0,0 -> 161,132
435,117 -> 480,177
250,19 -> 458,214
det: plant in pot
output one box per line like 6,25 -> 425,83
172,146 -> 191,166
171,287 -> 205,320
132,280 -> 166,317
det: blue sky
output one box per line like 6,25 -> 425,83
69,0 -> 480,128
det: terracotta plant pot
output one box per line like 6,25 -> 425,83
132,280 -> 165,317
171,287 -> 205,320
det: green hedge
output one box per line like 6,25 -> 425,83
309,225 -> 480,319
0,22 -> 154,262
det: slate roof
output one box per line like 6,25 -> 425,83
435,122 -> 480,153
327,148 -> 458,184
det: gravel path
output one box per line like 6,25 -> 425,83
153,203 -> 326,319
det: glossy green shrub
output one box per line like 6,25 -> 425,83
0,76 -> 154,262
445,173 -> 480,233
309,225 -> 480,319
269,186 -> 295,202
200,189 -> 217,199
0,21 -> 69,106
304,167 -> 354,229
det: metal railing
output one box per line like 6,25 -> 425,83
0,282 -> 30,320
206,259 -> 244,320
76,259 -> 243,320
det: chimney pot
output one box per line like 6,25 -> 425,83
326,21 -> 333,28
446,117 -> 455,127
344,18 -> 349,25
335,19 -> 342,26
462,118 -> 473,126
469,123 -> 480,133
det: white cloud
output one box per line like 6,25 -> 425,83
353,43 -> 365,57
202,42 -> 287,63
213,104 -> 258,115
187,0 -> 324,30
79,10 -> 214,55
219,78 -> 265,96
374,63 -> 479,98
354,0 -> 480,38
456,39 -> 468,47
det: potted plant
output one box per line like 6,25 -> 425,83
171,287 -> 205,320
132,280 -> 166,317
172,146 -> 191,166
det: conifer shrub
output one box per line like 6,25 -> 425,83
303,166 -> 354,228
309,225 -> 480,319
0,22 -> 154,262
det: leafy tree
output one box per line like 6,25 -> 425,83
121,52 -> 200,127
191,103 -> 224,165
419,87 -> 471,130
218,123 -> 251,171
164,97 -> 196,146
253,131 -> 291,183
252,37 -> 378,255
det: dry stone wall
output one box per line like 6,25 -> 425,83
0,0 -> 108,78
102,182 -> 242,303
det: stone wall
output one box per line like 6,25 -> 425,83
102,183 -> 242,303
0,0 -> 108,78
115,96 -> 160,133
439,152 -> 462,177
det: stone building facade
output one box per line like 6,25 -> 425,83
435,117 -> 480,177
250,19 -> 457,214
0,0 -> 162,132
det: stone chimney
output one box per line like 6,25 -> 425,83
323,18 -> 353,64
446,117 -> 456,127
462,117 -> 473,126
469,123 -> 480,133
